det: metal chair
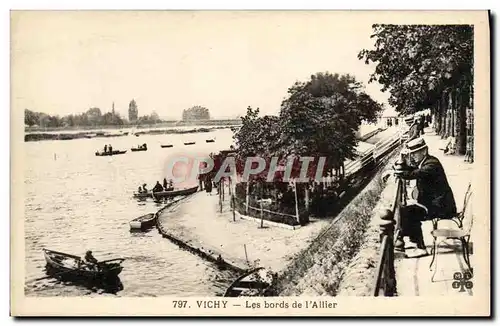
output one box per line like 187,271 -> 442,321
431,183 -> 472,230
428,185 -> 473,282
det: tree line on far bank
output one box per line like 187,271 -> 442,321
359,24 -> 474,156
25,104 -> 215,128
24,107 -> 162,128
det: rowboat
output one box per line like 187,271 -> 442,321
95,150 -> 127,156
129,213 -> 156,231
223,267 -> 274,297
133,185 -> 199,199
131,147 -> 147,152
161,144 -> 173,148
43,248 -> 125,281
206,139 -> 215,143
184,142 -> 196,145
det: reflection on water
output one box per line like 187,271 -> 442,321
24,129 -> 237,297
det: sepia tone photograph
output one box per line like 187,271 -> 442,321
10,10 -> 490,316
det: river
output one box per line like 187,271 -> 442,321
24,128 -> 238,297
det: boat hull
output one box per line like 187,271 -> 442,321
129,213 -> 157,231
131,148 -> 147,152
43,249 -> 124,281
133,185 -> 198,199
95,150 -> 127,156
161,145 -> 173,148
224,267 -> 273,297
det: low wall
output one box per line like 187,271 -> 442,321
155,195 -> 247,274
336,174 -> 399,296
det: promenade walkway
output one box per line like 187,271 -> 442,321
394,128 -> 475,296
156,190 -> 331,273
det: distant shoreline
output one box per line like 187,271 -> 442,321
25,119 -> 242,133
25,123 -> 241,142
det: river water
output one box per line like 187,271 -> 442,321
24,128 -> 238,297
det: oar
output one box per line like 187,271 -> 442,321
152,190 -> 158,203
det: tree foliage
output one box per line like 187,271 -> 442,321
358,24 -> 473,115
280,72 -> 383,170
25,107 -> 125,128
233,72 -> 383,177
182,105 -> 210,121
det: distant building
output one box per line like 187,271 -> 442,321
129,99 -> 138,122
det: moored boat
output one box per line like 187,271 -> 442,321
161,144 -> 173,148
95,150 -> 127,156
42,248 -> 125,281
223,267 -> 274,297
184,141 -> 196,145
206,139 -> 215,143
133,185 -> 198,199
131,147 -> 147,152
129,213 -> 156,231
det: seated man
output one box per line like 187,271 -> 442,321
84,250 -> 99,270
394,138 -> 457,258
152,181 -> 164,193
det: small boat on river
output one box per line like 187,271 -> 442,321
184,141 -> 196,145
161,144 -> 173,148
131,144 -> 147,152
95,150 -> 127,156
206,139 -> 215,143
43,248 -> 125,281
133,185 -> 199,200
129,213 -> 156,231
223,267 -> 274,297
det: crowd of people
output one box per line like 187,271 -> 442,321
137,178 -> 175,194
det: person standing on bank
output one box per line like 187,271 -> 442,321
407,116 -> 421,142
394,138 -> 457,258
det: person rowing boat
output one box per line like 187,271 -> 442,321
152,181 -> 164,193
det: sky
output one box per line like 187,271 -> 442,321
11,11 -> 391,120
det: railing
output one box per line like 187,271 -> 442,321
373,160 -> 407,296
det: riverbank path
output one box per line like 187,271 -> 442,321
156,189 -> 332,273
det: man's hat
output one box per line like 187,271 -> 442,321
407,138 -> 428,153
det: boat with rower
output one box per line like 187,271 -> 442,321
95,150 -> 127,156
133,185 -> 199,200
42,248 -> 125,281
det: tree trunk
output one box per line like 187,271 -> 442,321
435,101 -> 441,134
304,186 -> 310,211
440,92 -> 447,138
450,90 -> 456,137
245,182 -> 250,215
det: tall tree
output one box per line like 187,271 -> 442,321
279,72 -> 383,174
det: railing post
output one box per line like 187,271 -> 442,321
392,157 -> 406,252
376,208 -> 397,296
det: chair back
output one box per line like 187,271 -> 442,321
460,183 -> 474,235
